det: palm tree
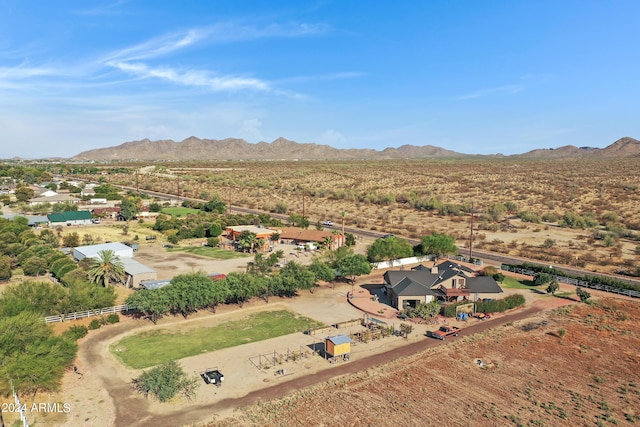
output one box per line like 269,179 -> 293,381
88,249 -> 126,287
341,211 -> 347,247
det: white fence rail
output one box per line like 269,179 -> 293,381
371,254 -> 482,270
43,304 -> 133,323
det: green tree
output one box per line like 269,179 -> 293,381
280,261 -> 316,294
337,254 -> 372,285
0,280 -> 67,317
419,233 -> 458,258
126,288 -> 171,324
344,232 -> 356,247
202,278 -> 229,313
546,280 -> 559,295
167,273 -> 217,318
21,256 -> 48,276
487,202 -> 507,222
132,361 -> 198,402
412,301 -> 441,319
309,258 -> 336,284
0,312 -> 77,396
247,252 -> 282,275
119,196 -> 140,221
62,232 -> 81,248
39,228 -> 60,247
87,249 -> 126,287
366,236 -> 414,263
576,287 -> 591,303
0,255 -> 12,281
534,272 -> 553,286
203,196 -> 227,214
238,230 -> 258,253
52,201 -> 78,213
14,186 -> 35,202
208,222 -> 222,237
224,272 -> 256,307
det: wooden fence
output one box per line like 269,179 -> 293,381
43,304 -> 134,323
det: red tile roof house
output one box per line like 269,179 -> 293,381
278,227 -> 343,250
383,261 -> 503,309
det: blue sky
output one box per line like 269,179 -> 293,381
1,1 -> 639,158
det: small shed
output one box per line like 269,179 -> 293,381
120,258 -> 157,288
325,335 -> 353,361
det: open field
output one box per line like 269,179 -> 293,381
110,310 -> 325,369
80,157 -> 640,275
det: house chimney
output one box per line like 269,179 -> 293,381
431,265 -> 438,274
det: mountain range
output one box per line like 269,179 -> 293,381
73,136 -> 640,161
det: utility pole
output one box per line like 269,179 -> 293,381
135,170 -> 139,194
469,200 -> 474,260
227,186 -> 232,216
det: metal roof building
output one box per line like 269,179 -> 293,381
72,242 -> 134,261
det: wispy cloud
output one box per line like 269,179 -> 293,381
108,61 -> 270,91
277,71 -> 362,85
102,29 -> 207,63
456,84 -> 524,100
74,0 -> 131,16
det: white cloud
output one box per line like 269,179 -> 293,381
456,84 -> 524,100
317,129 -> 347,145
240,119 -> 264,141
107,61 -> 270,91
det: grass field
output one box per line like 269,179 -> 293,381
161,206 -> 201,216
110,310 -> 324,369
500,276 -> 537,289
166,245 -> 250,260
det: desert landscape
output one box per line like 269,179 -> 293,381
4,3 -> 640,426
72,156 -> 640,276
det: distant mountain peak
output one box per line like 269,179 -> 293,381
71,136 -> 639,161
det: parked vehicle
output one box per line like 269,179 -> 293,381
426,326 -> 461,340
202,368 -> 224,387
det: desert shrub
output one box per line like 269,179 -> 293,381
518,210 -> 541,223
132,361 -> 198,402
88,319 -> 101,330
106,313 -> 120,324
62,325 -> 89,341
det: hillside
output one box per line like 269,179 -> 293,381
72,136 -> 640,161
73,136 -> 466,161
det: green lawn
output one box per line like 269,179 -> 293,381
500,276 -> 539,290
110,310 -> 324,369
166,245 -> 249,260
160,206 -> 201,217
